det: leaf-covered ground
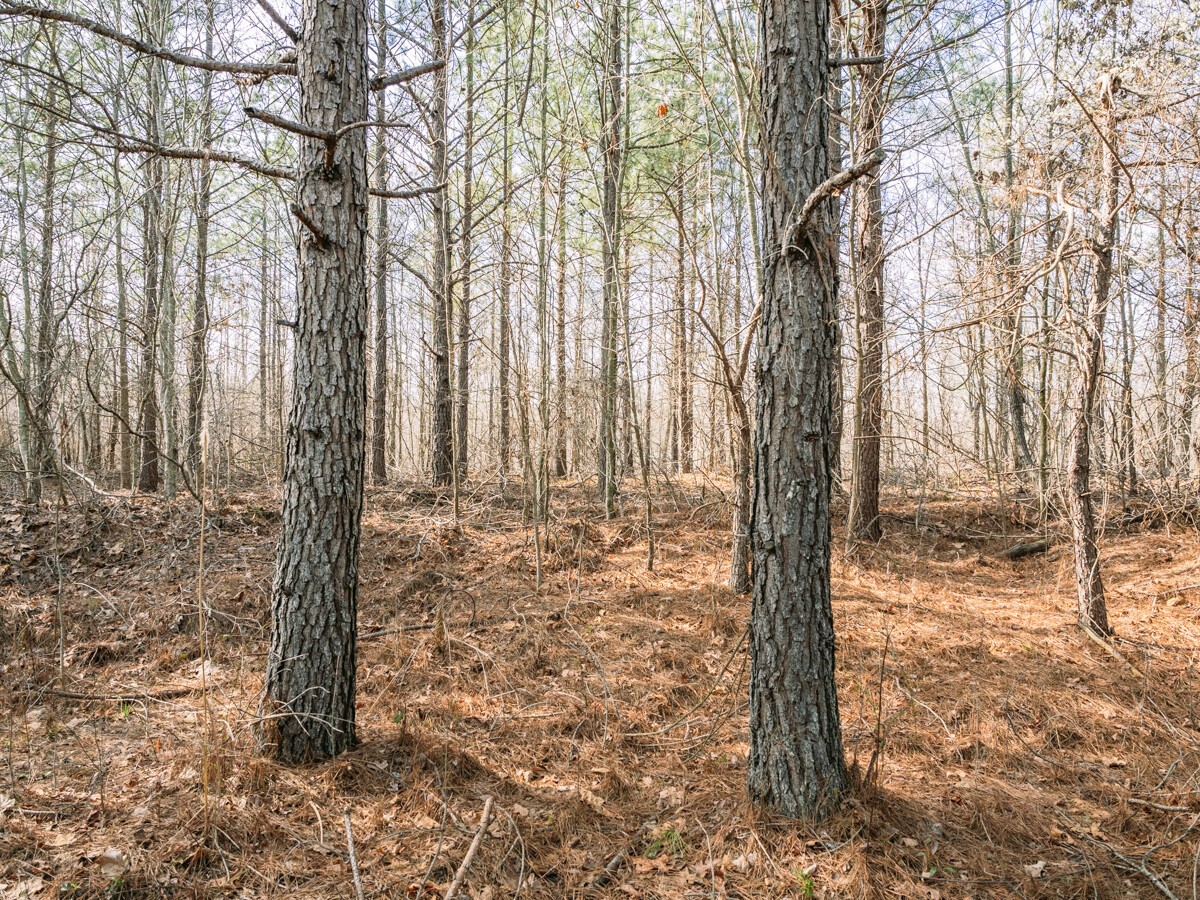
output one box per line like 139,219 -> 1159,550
2,481 -> 1199,898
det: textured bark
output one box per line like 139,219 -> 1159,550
497,16 -> 512,479
597,0 -> 622,517
827,8 -> 845,487
185,0 -> 212,477
429,0 -> 453,487
847,0 -> 886,542
671,174 -> 692,475
114,146 -> 132,489
1154,211 -> 1169,479
137,30 -> 165,495
1066,76 -> 1118,638
159,165 -> 178,500
262,0 -> 369,763
370,0 -> 389,484
455,11 -> 475,482
553,153 -> 569,478
1001,0 -> 1033,479
729,419 -> 751,594
137,157 -> 162,493
1182,248 -> 1199,479
29,78 -> 58,504
749,0 -> 847,820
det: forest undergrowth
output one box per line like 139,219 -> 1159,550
2,479 -> 1199,899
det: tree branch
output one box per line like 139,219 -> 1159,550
290,203 -> 331,249
111,138 -> 294,180
829,54 -> 885,67
370,59 -> 443,92
244,106 -> 329,142
254,0 -> 299,43
373,181 -> 445,200
0,2 -> 295,77
787,147 -> 885,248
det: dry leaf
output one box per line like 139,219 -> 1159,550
98,847 -> 129,879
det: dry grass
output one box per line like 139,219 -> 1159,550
1,480 -> 1199,898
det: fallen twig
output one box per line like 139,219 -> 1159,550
444,796 -> 493,900
344,809 -> 365,900
1081,626 -> 1146,679
587,825 -> 650,889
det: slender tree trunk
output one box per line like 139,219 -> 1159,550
429,0 -> 453,486
1118,260 -> 1136,496
137,148 -> 163,492
597,0 -> 622,518
1002,0 -> 1033,480
1066,76 -> 1118,638
160,168 -> 178,500
114,149 -> 132,489
847,0 -> 886,542
1181,219 -> 1199,481
749,0 -> 847,820
30,76 -> 59,504
553,151 -> 569,477
370,0 -> 390,483
455,8 -> 476,482
1155,206 -> 1169,480
674,175 -> 693,475
497,10 -> 512,479
263,0 -> 370,763
259,201 -> 271,459
186,0 -> 213,478
828,5 -> 846,488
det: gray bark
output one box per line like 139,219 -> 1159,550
749,0 -> 847,820
262,0 -> 370,762
847,0 -> 886,542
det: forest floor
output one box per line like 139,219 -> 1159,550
2,478 -> 1199,899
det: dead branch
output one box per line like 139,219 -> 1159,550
444,796 -> 493,900
0,2 -> 294,77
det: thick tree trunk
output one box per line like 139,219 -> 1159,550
749,0 -> 847,820
262,0 -> 369,763
847,0 -> 886,542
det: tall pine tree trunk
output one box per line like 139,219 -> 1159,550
262,0 -> 370,763
749,0 -> 847,820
